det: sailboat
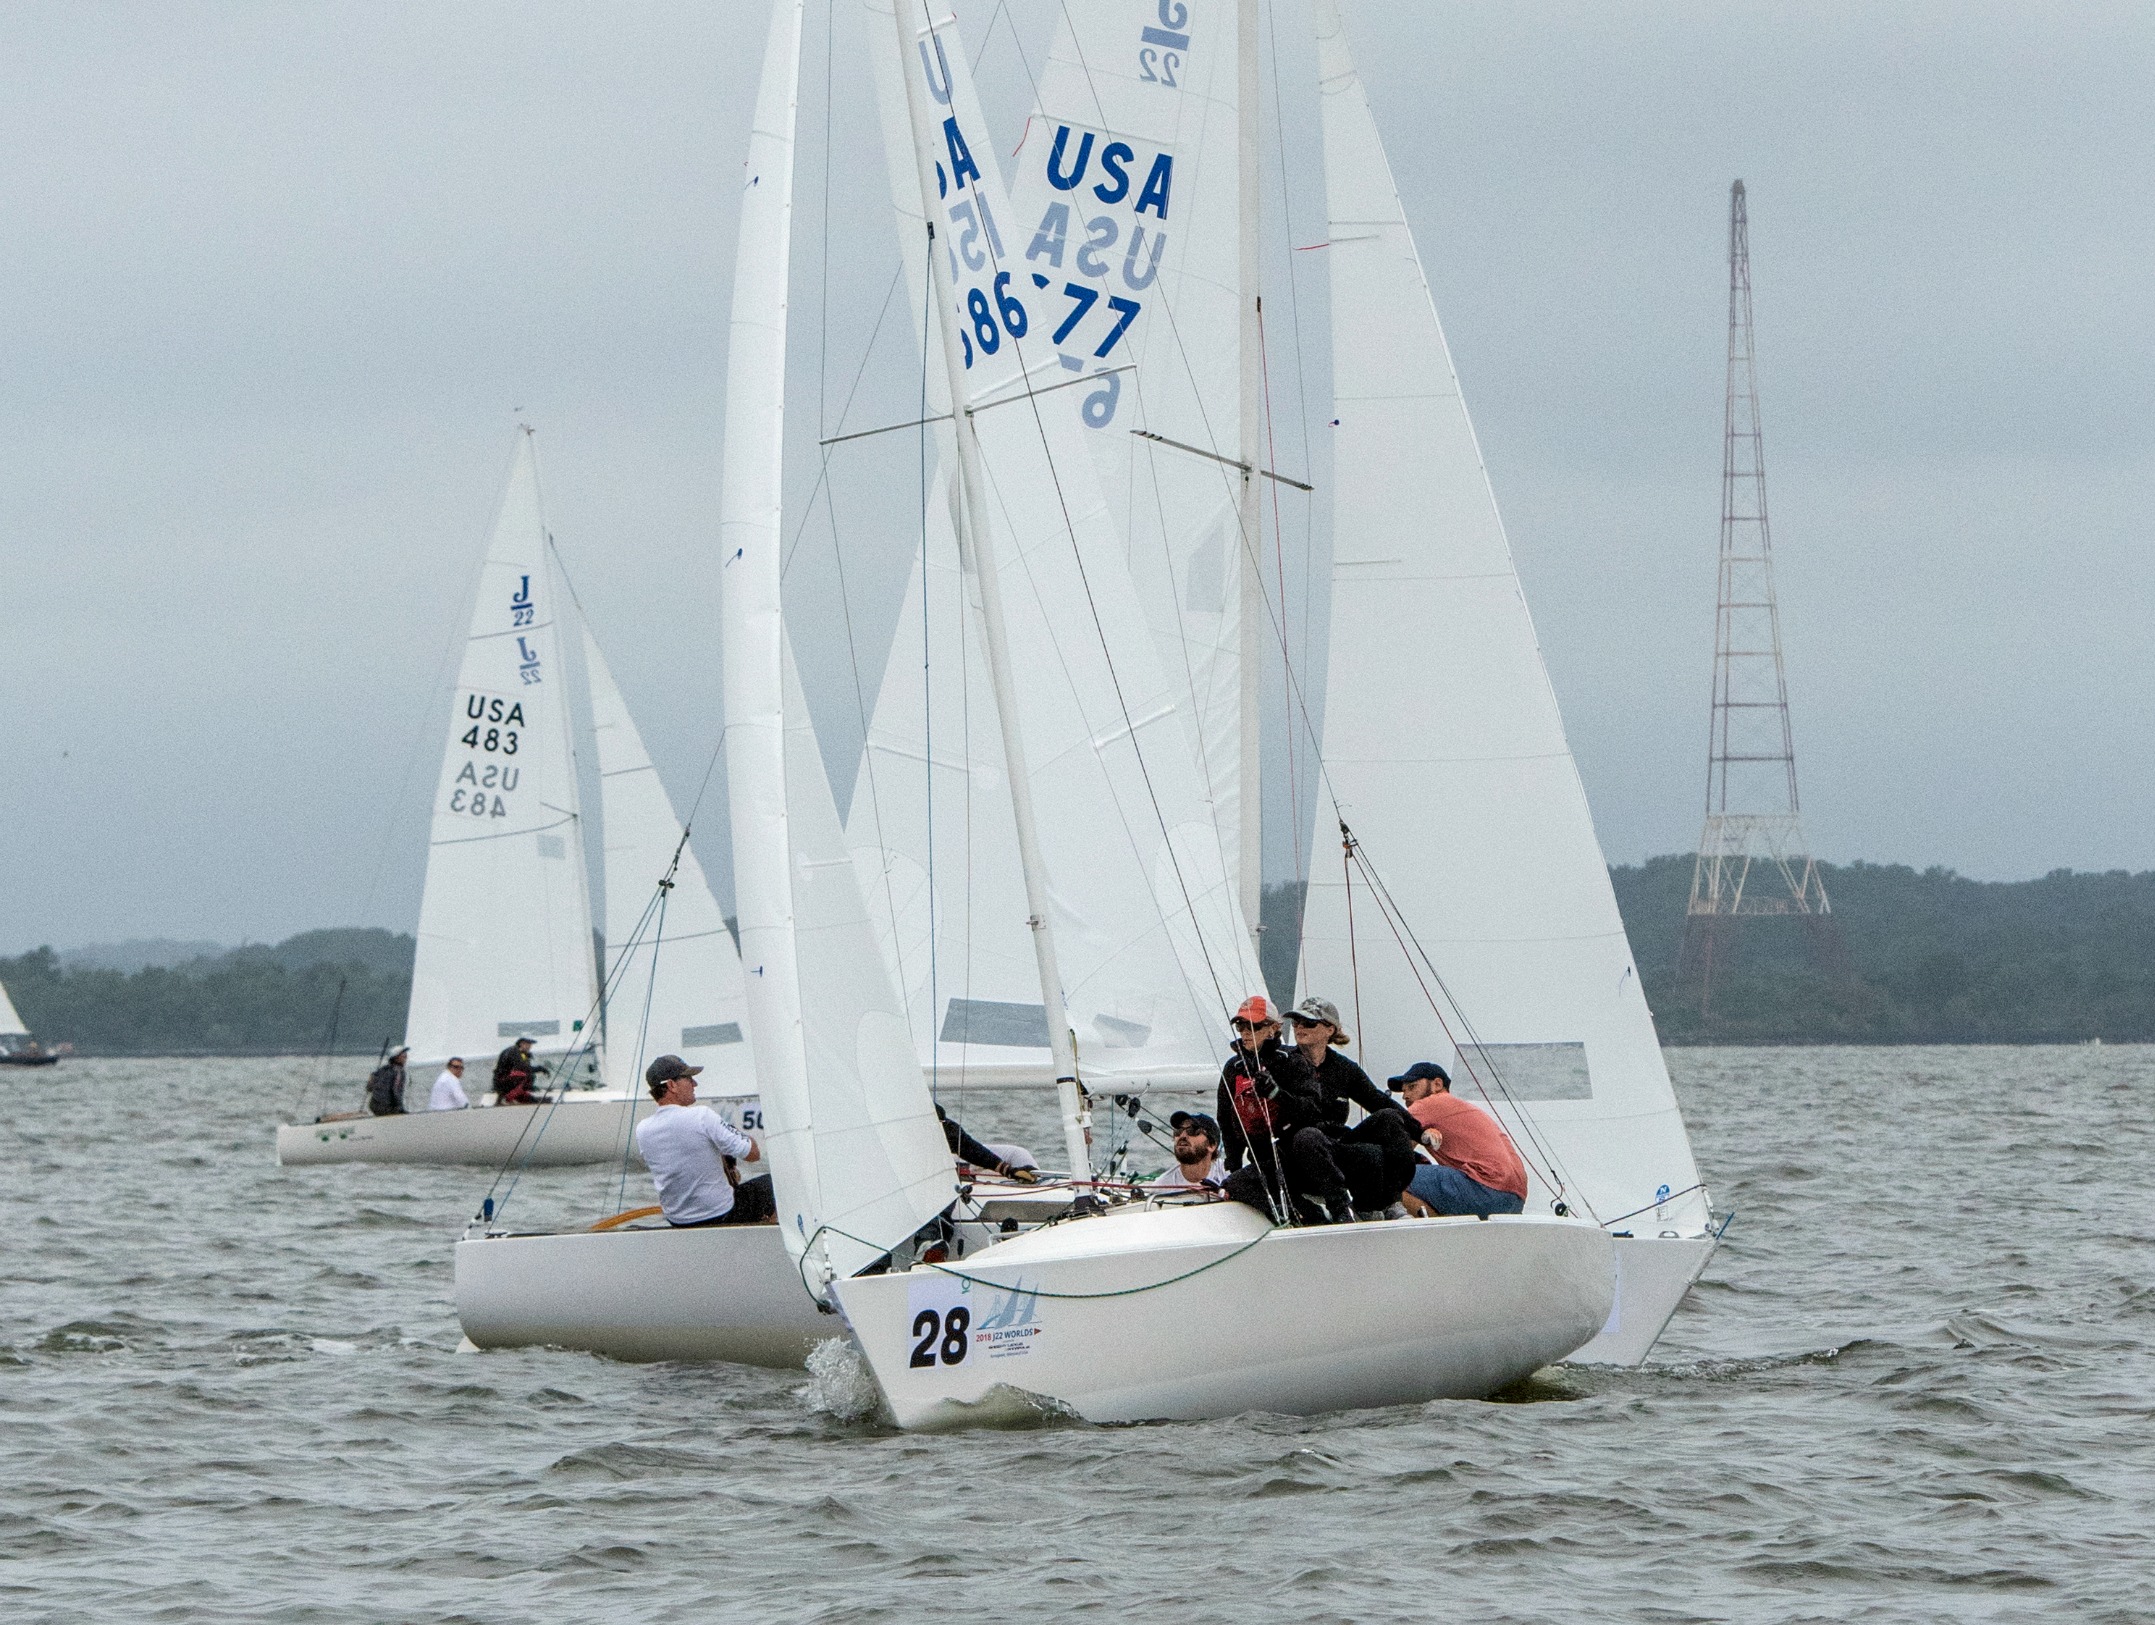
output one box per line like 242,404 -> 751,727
733,0 -> 1612,1427
0,977 -> 61,1066
278,434 -> 757,1167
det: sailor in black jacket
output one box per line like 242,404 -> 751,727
1215,997 -> 1355,1223
1285,997 -> 1419,1212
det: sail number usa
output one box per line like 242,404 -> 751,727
447,695 -> 525,819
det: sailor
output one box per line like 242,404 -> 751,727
428,1057 -> 471,1111
634,1054 -> 776,1226
1285,997 -> 1420,1214
1214,995 -> 1352,1224
935,1104 -> 1040,1183
365,1046 -> 410,1116
1146,1110 -> 1227,1194
491,1036 -> 550,1105
1389,1062 -> 1529,1217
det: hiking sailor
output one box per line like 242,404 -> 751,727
1390,1061 -> 1530,1218
1215,995 -> 1356,1224
429,1057 -> 471,1111
1285,996 -> 1420,1215
491,1036 -> 550,1105
1147,1110 -> 1228,1194
634,1054 -> 776,1226
365,1046 -> 410,1116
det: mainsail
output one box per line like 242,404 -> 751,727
0,979 -> 28,1040
405,433 -> 600,1070
1295,0 -> 1706,1233
584,628 -> 754,1098
723,0 -> 953,1287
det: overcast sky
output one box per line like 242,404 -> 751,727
5,1 -> 2153,955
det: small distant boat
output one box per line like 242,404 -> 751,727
278,434 -> 758,1167
0,978 -> 63,1067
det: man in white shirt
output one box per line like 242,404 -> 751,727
1147,1111 -> 1227,1194
633,1054 -> 773,1227
428,1057 -> 471,1111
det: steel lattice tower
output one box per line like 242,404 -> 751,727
1678,180 -> 1837,1012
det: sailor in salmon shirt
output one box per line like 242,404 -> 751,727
1389,1061 -> 1529,1217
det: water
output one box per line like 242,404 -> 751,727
3,1048 -> 2151,1622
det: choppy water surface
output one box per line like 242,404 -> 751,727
3,1048 -> 2151,1622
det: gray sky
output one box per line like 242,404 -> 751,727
5,1 -> 2153,955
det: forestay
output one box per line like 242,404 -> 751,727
1295,0 -> 1706,1235
866,1 -> 1262,1084
584,629 -> 754,1098
722,0 -> 953,1289
406,434 -> 600,1071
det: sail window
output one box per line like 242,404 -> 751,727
1456,1042 -> 1592,1101
497,1020 -> 562,1039
681,1023 -> 745,1048
1093,1014 -> 1152,1048
940,998 -> 1050,1048
536,835 -> 567,860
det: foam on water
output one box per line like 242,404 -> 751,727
2,1049 -> 2152,1621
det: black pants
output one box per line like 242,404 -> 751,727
1326,1112 -> 1419,1212
1225,1128 -> 1353,1221
669,1174 -> 776,1227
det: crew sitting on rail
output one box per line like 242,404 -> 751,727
634,1054 -> 776,1227
1389,1062 -> 1529,1218
1216,995 -> 1359,1225
429,1057 -> 470,1111
491,1036 -> 549,1105
365,1046 -> 410,1116
1284,997 -> 1420,1215
1147,1110 -> 1227,1194
935,1104 -> 1040,1183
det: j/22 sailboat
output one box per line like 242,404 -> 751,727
278,432 -> 759,1168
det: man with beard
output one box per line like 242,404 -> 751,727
1147,1110 -> 1228,1193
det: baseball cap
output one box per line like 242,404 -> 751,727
1387,1060 -> 1452,1090
1168,1110 -> 1221,1143
1233,994 -> 1278,1025
645,1054 -> 704,1091
1286,996 -> 1350,1046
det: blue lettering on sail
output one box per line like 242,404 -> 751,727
941,117 -> 981,193
510,573 -> 534,627
1091,141 -> 1133,204
1026,201 -> 1070,267
1134,154 -> 1174,220
516,636 -> 543,685
1046,126 -> 1093,191
1122,225 -> 1166,290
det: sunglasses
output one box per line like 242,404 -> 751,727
1230,1018 -> 1274,1032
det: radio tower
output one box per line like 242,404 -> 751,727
1679,180 -> 1836,1013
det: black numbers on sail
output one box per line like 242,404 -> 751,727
460,726 -> 520,755
909,1306 -> 972,1368
448,789 -> 508,819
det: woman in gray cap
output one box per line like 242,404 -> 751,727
1284,997 -> 1419,1215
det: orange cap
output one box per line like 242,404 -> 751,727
1234,995 -> 1277,1024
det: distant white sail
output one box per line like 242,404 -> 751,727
583,628 -> 754,1098
0,978 -> 27,1039
724,0 -> 953,1287
405,433 -> 600,1071
1296,0 -> 1705,1233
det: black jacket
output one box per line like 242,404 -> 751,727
1301,1047 -> 1402,1130
365,1062 -> 406,1116
1216,1040 -> 1325,1173
936,1105 -> 1005,1172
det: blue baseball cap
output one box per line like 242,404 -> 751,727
1387,1061 -> 1451,1090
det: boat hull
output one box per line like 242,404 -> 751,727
276,1097 -> 647,1167
1568,1232 -> 1718,1365
0,1053 -> 61,1067
455,1223 -> 831,1367
835,1204 -> 1613,1427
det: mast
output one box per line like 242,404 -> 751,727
1236,0 -> 1265,953
891,2 -> 1092,1182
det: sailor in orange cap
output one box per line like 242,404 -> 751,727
1213,995 -> 1352,1224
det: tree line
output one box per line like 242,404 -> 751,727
15,861 -> 2155,1053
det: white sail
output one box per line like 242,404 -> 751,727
865,2 -> 1263,1088
723,0 -> 953,1288
1296,0 -> 1706,1234
0,978 -> 27,1038
584,628 -> 755,1098
405,433 -> 600,1071
1005,0 -> 1251,896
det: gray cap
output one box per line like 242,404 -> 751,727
644,1054 -> 703,1096
1287,996 -> 1350,1046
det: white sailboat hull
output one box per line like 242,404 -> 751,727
455,1224 -> 831,1368
835,1204 -> 1613,1427
1569,1233 -> 1719,1366
275,1097 -> 645,1168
